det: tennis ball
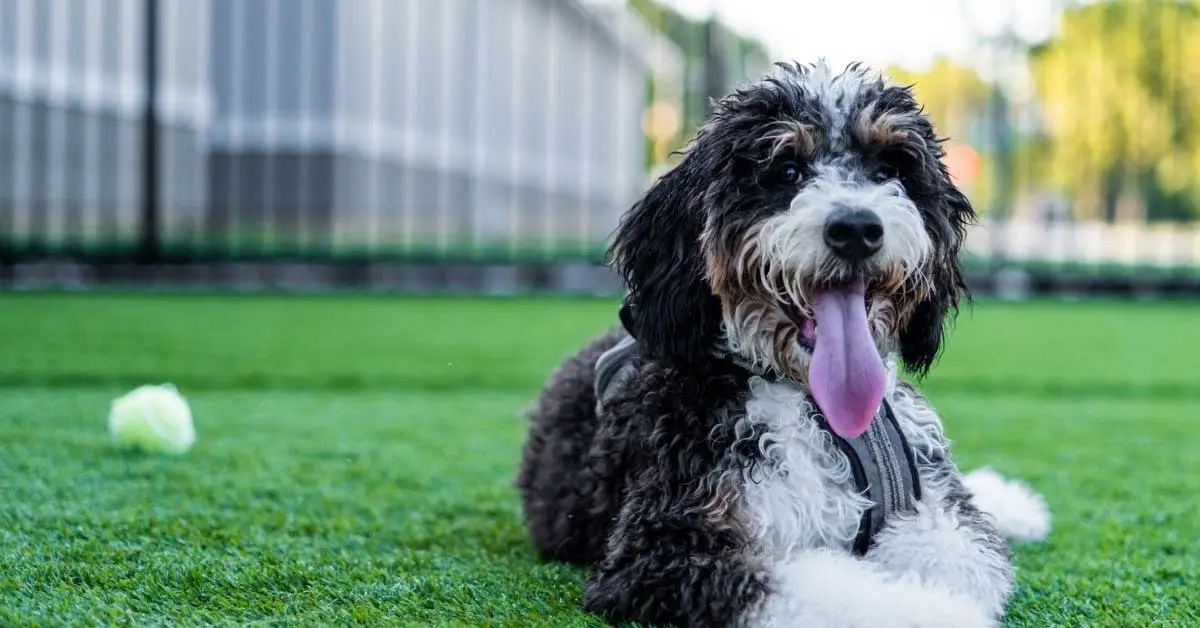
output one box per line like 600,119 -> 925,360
108,383 -> 196,454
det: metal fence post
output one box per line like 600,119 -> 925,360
703,17 -> 726,115
138,0 -> 161,263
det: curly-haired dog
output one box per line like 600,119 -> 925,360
516,61 -> 1050,628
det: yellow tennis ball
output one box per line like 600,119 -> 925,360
108,383 -> 196,454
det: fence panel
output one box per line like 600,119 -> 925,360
1,0 -> 1197,292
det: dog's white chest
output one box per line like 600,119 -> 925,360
736,378 -> 873,558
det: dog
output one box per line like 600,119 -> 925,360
515,61 -> 1050,628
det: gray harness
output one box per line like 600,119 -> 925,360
593,331 -> 921,556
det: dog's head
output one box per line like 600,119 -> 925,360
609,61 -> 974,438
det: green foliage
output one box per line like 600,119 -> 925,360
887,59 -> 1003,213
628,0 -> 1200,225
0,293 -> 1198,626
888,58 -> 994,141
627,0 -> 772,164
883,2 -> 1200,224
1027,0 -> 1200,221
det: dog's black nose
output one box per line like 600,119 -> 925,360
824,208 -> 884,261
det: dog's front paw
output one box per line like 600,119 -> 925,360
884,577 -> 998,628
963,467 -> 1052,542
868,504 -> 1014,618
750,550 -> 996,628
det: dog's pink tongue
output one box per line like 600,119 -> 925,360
809,279 -> 886,439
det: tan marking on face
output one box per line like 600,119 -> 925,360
759,119 -> 820,162
854,101 -> 913,148
703,222 -> 765,301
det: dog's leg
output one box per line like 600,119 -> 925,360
582,473 -> 771,628
583,478 -> 995,628
866,479 -> 1016,620
872,384 -> 1026,619
746,549 -> 996,628
961,467 -> 1052,543
516,328 -> 627,565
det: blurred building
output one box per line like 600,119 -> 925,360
209,0 -> 682,254
0,0 -> 212,251
1,0 -> 682,256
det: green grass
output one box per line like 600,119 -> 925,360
0,293 -> 1197,626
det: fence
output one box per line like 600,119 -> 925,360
1,0 -> 1198,294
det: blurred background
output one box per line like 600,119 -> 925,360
1,0 -> 1198,297
2,4 -> 1197,622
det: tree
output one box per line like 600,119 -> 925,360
888,58 -> 993,144
627,0 -> 772,167
887,59 -> 1005,214
1028,0 -> 1200,222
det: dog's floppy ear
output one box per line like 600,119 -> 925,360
899,179 -> 975,376
608,156 -> 721,364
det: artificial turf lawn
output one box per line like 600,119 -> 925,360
0,292 -> 1196,626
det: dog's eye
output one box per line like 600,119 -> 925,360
775,163 -> 802,184
872,165 -> 900,183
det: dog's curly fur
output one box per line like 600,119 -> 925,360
516,61 -> 1050,628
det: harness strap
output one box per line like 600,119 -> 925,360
596,299 -> 921,555
820,399 -> 922,555
593,332 -> 640,416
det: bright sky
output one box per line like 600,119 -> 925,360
624,0 -> 1064,72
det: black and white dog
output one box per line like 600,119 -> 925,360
516,61 -> 1050,628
